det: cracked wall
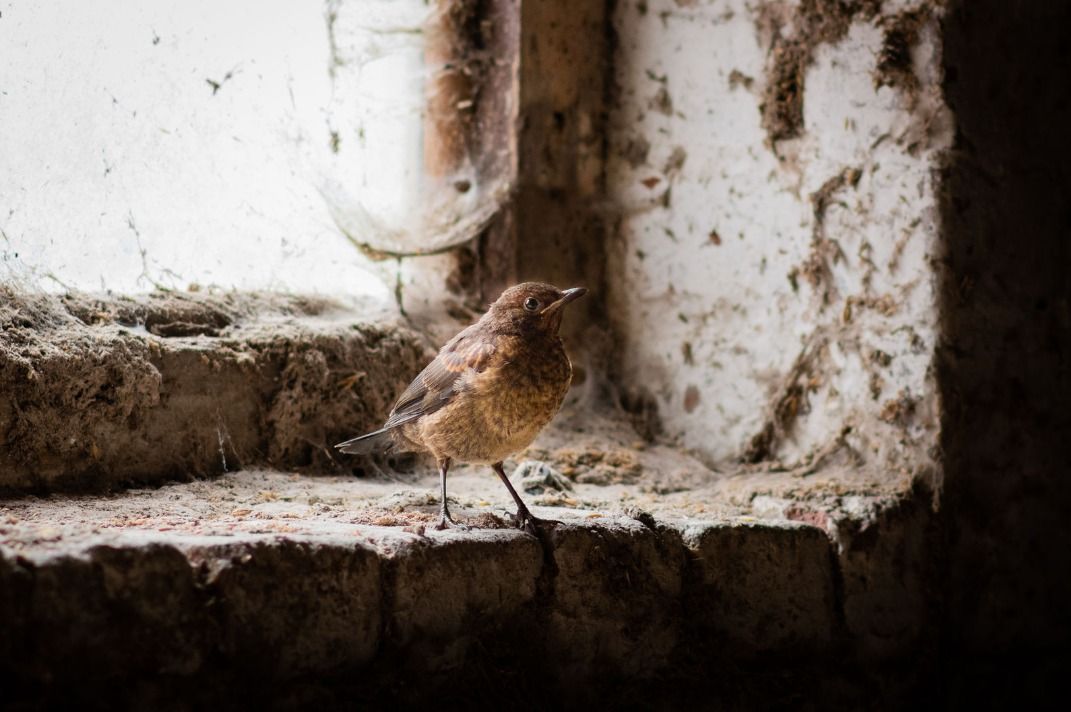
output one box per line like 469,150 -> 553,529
605,0 -> 951,480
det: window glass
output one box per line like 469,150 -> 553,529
0,0 -> 499,300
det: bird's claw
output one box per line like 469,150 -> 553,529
511,508 -> 560,534
433,514 -> 469,531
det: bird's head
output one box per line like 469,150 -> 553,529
488,282 -> 587,335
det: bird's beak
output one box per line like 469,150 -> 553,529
542,287 -> 587,316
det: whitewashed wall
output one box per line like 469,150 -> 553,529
607,0 -> 951,473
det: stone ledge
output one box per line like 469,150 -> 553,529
0,519 -> 828,693
0,469 -> 934,703
680,519 -> 836,654
0,289 -> 429,493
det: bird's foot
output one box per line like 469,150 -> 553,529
432,512 -> 469,531
510,507 -> 560,535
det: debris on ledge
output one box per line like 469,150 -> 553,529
1,462 -> 936,706
0,288 -> 429,492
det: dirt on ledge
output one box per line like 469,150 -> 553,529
0,288 -> 430,494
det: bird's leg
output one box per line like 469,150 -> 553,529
433,457 -> 467,530
493,462 -> 559,532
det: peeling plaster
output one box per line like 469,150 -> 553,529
607,0 -> 952,480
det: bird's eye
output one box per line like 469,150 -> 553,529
524,297 -> 540,311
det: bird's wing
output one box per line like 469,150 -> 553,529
381,325 -> 497,430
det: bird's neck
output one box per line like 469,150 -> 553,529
483,311 -> 560,340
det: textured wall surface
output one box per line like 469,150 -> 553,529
606,0 -> 951,480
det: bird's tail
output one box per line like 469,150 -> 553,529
334,427 -> 395,455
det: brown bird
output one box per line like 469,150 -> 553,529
335,282 -> 587,531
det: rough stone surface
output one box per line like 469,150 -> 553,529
1,543 -> 210,685
543,518 -> 684,678
831,492 -> 937,660
1,469 -> 901,703
746,484 -> 940,661
0,289 -> 429,492
681,519 -> 836,654
386,531 -> 542,656
512,459 -> 574,494
189,538 -> 383,677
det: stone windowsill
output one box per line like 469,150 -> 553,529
0,465 -> 932,697
1,288 -> 934,702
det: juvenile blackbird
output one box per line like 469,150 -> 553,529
335,282 -> 587,531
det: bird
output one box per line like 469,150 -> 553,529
335,282 -> 587,531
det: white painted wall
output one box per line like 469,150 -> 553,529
607,0 -> 951,473
0,0 -> 488,301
